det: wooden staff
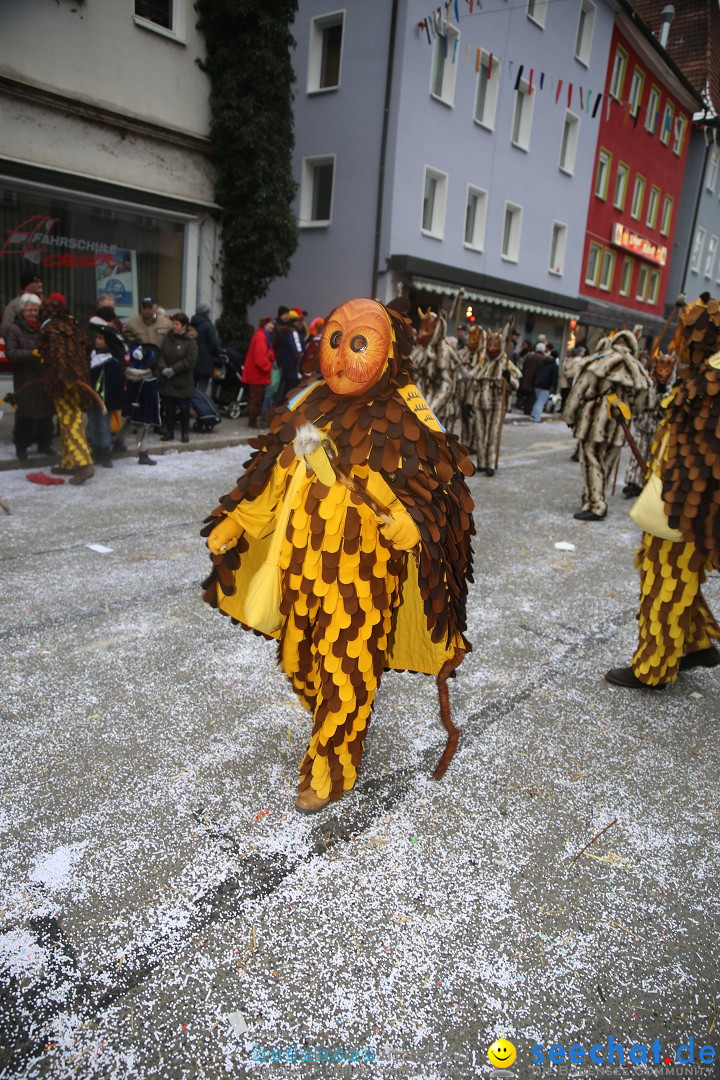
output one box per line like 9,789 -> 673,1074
651,294 -> 685,358
607,394 -> 646,470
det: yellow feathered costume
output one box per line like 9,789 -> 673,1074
202,298 -> 475,809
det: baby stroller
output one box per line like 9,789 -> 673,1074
211,346 -> 247,419
191,385 -> 222,432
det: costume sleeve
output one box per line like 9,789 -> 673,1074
226,458 -> 295,539
365,468 -> 409,520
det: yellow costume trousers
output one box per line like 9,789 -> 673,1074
631,534 -> 720,685
55,387 -> 93,470
229,463 -> 406,801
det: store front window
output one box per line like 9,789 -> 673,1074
0,183 -> 186,321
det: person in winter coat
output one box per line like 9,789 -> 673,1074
531,351 -> 559,422
517,343 -> 546,415
562,329 -> 652,521
155,313 -> 197,443
275,310 -> 305,403
241,318 -> 275,427
190,303 -> 220,394
87,318 -> 128,468
125,298 -> 172,349
4,293 -> 55,463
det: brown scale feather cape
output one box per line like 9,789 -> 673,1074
662,293 -> 720,568
201,299 -> 476,652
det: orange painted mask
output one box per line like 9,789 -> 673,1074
319,298 -> 392,395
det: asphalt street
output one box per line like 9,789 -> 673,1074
1,420 -> 719,1079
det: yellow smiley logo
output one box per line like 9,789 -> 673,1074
488,1039 -> 517,1068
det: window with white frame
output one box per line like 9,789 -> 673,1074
133,0 -> 185,38
585,242 -> 602,285
705,235 -> 718,279
614,162 -> 629,210
511,79 -> 534,151
549,222 -> 567,275
594,148 -> 612,199
648,269 -> 660,304
706,150 -> 719,193
690,227 -> 706,273
464,186 -> 487,250
574,0 -> 595,64
527,0 -> 548,27
646,185 -> 660,230
421,167 -> 448,237
474,51 -> 501,129
628,67 -> 644,116
645,86 -> 661,133
609,45 -> 627,101
630,174 -> 645,220
599,248 -> 615,291
559,111 -> 580,174
430,23 -> 460,105
659,101 -> 674,146
299,156 -> 335,226
660,195 -> 673,236
502,202 -> 523,261
673,115 -> 687,155
619,257 -> 633,297
636,264 -> 649,301
307,11 -> 344,92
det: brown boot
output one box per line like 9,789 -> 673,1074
295,787 -> 331,814
69,465 -> 95,486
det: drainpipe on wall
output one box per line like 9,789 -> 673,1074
371,0 -> 400,300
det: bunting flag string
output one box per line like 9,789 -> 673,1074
414,9 -> 639,127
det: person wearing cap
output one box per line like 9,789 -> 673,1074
125,297 -> 172,348
190,302 -> 220,394
2,271 -> 44,336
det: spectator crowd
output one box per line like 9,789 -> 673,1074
0,272 -> 328,487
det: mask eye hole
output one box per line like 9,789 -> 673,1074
329,330 -> 343,349
350,334 -> 367,353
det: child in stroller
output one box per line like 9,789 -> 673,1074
211,345 -> 246,419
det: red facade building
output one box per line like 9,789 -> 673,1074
579,12 -> 701,341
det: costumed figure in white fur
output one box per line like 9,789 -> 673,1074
411,308 -> 461,433
562,328 -> 652,521
464,326 -> 520,476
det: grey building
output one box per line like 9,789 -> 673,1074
252,0 -> 617,346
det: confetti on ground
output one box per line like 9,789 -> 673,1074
228,1010 -> 249,1037
554,541 -> 576,552
85,543 -> 113,554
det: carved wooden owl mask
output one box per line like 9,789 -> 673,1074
319,298 -> 392,395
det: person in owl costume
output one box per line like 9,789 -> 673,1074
203,298 -> 475,811
606,293 -> 720,688
464,329 -> 520,476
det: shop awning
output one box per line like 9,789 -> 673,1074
410,277 -> 578,321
